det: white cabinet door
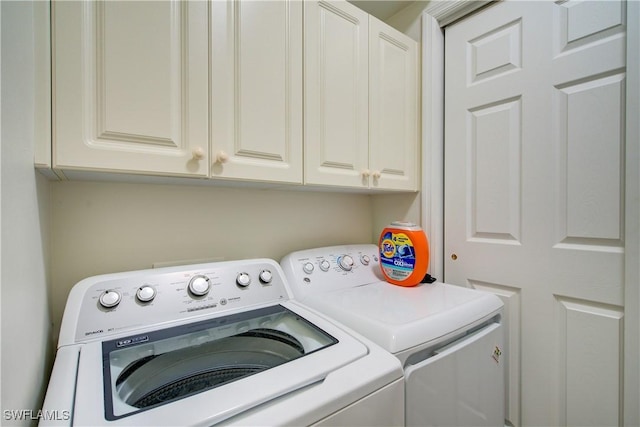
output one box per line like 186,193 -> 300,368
369,16 -> 418,191
305,1 -> 418,191
211,0 -> 303,184
53,1 -> 209,177
304,0 -> 370,188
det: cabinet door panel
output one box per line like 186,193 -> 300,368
211,0 -> 302,184
304,0 -> 369,188
53,1 -> 208,176
369,16 -> 418,191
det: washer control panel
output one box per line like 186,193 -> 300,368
280,244 -> 385,300
69,259 -> 287,344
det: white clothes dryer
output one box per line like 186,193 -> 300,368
40,258 -> 404,426
281,244 -> 506,427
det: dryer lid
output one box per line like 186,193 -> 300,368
302,281 -> 504,354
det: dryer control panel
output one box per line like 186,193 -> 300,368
281,244 -> 385,300
61,259 -> 289,345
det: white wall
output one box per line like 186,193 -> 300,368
1,1 -> 53,424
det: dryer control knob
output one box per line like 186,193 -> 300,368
259,269 -> 273,284
338,255 -> 354,271
99,290 -> 121,309
136,285 -> 156,303
360,254 -> 371,265
188,275 -> 210,296
303,262 -> 315,274
236,272 -> 251,288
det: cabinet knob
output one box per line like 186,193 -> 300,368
216,151 -> 229,164
192,147 -> 205,160
361,169 -> 371,177
372,171 -> 382,179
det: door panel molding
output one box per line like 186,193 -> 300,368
467,96 -> 522,244
555,295 -> 623,426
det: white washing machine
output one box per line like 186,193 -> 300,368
281,244 -> 506,427
40,258 -> 404,426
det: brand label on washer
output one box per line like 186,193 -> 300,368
116,335 -> 149,348
380,232 -> 416,281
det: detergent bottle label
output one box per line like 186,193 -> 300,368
379,232 -> 416,282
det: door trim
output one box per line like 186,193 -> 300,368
624,1 -> 640,425
423,0 -> 492,27
420,13 -> 444,282
420,0 -> 490,283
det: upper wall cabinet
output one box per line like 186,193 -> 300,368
304,0 -> 370,189
52,1 -> 209,177
52,0 -> 303,184
50,0 -> 415,191
304,1 -> 419,191
211,1 -> 303,184
368,16 -> 419,191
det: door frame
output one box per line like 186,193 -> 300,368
420,2 -> 640,425
420,1 -> 488,283
622,2 -> 640,425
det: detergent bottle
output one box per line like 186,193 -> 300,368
378,221 -> 429,287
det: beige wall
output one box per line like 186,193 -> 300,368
371,192 -> 422,242
50,182 -> 379,341
386,1 -> 429,42
1,2 -> 53,424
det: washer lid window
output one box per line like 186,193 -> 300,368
102,305 -> 337,420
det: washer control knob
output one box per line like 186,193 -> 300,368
259,269 -> 273,284
99,290 -> 121,309
303,262 -> 315,274
360,254 -> 371,265
188,275 -> 210,296
136,285 -> 156,303
319,259 -> 331,271
236,272 -> 251,288
338,255 -> 355,271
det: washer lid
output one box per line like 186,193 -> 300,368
116,331 -> 306,410
102,304 -> 347,421
301,281 -> 504,354
61,300 -> 406,427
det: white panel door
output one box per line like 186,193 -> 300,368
304,0 -> 369,188
210,0 -> 303,184
53,1 -> 209,177
369,16 -> 419,191
445,1 -> 626,426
